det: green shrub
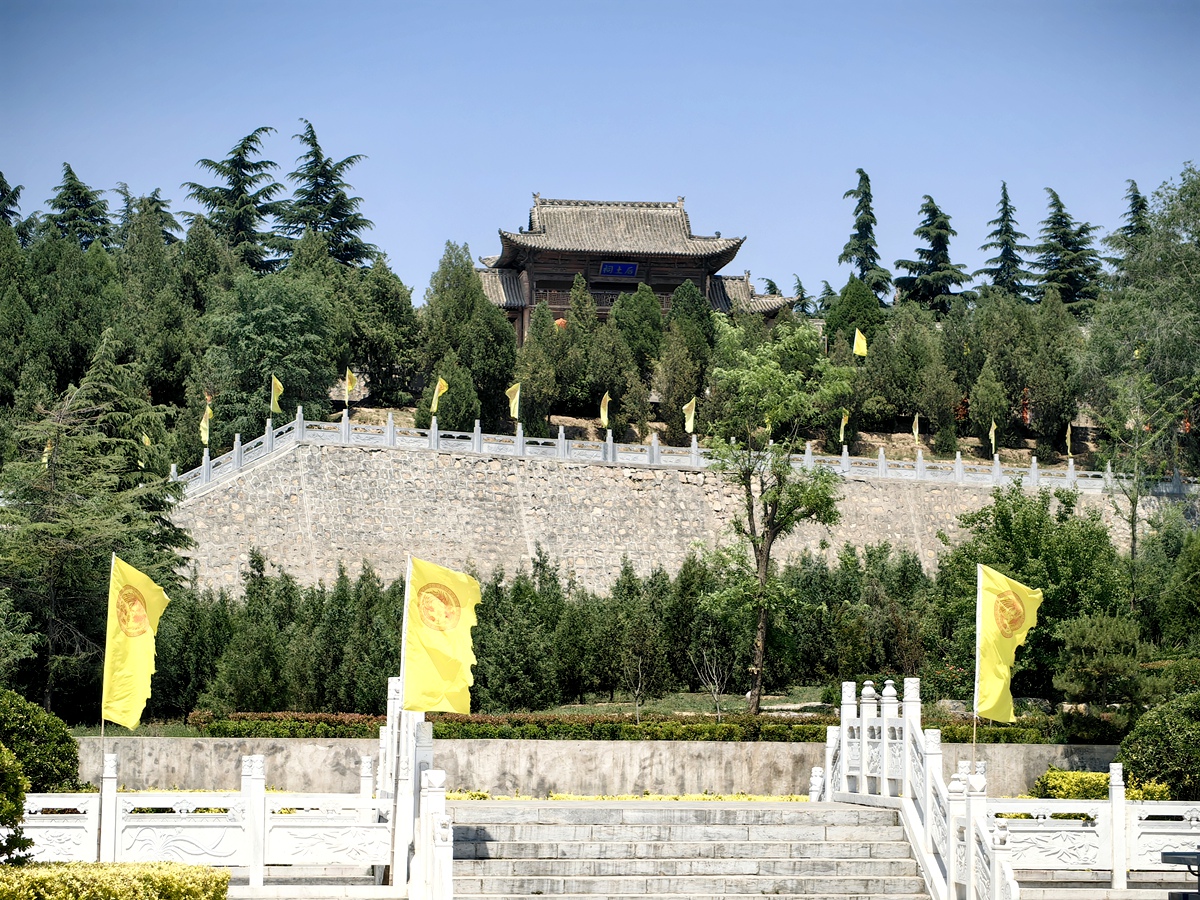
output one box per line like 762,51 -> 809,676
1031,764 -> 1171,801
189,710 -> 384,739
1118,690 -> 1200,801
0,691 -> 80,792
1054,711 -> 1131,744
1166,658 -> 1200,696
0,861 -> 228,899
0,743 -> 32,865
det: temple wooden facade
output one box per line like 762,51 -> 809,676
478,195 -> 790,342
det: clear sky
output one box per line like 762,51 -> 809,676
5,0 -> 1199,299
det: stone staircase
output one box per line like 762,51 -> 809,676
1014,868 -> 1197,900
450,800 -> 930,899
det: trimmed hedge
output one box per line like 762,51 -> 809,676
1032,765 -> 1171,801
0,862 -> 228,899
188,710 -> 384,738
0,691 -> 80,791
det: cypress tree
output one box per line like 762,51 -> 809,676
1032,188 -> 1102,317
183,127 -> 285,273
0,172 -> 23,228
974,181 -> 1033,297
45,163 -> 111,251
838,168 -> 892,300
894,195 -> 970,315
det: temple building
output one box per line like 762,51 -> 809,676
478,195 -> 791,342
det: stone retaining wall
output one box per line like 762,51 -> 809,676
77,737 -> 1118,799
173,444 -> 1134,593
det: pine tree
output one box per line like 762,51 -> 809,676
1032,188 -> 1102,317
183,127 -> 285,273
974,181 -> 1033,297
0,172 -> 23,227
1118,179 -> 1149,242
611,284 -> 662,380
351,257 -> 419,406
894,195 -> 970,315
838,168 -> 892,299
45,163 -> 111,251
0,330 -> 189,717
277,119 -> 376,265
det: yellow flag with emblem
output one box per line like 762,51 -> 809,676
683,397 -> 697,434
853,328 -> 868,357
431,377 -> 449,414
102,555 -> 170,730
600,391 -> 610,429
975,564 -> 1043,723
506,383 -> 521,419
200,399 -> 212,447
270,375 -> 284,414
402,557 -> 482,713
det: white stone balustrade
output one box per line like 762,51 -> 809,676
174,409 -> 1183,499
815,679 -> 1200,900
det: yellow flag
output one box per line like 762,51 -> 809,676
975,564 -> 1043,723
102,555 -> 170,730
506,383 -> 521,419
402,557 -> 482,713
912,412 -> 920,444
270,375 -> 283,414
139,433 -> 150,470
989,419 -> 997,456
431,376 -> 449,414
600,391 -> 610,429
200,401 -> 212,447
839,409 -> 849,444
344,368 -> 358,405
42,439 -> 53,468
1066,423 -> 1073,457
853,328 -> 868,357
683,396 -> 697,434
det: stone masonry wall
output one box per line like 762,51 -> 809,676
173,443 -> 1133,594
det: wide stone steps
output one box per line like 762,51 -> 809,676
450,800 -> 929,899
1015,868 -> 1198,900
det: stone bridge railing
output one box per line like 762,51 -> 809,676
174,408 -> 1189,500
812,679 -> 1200,900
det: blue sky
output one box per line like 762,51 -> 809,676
5,0 -> 1199,299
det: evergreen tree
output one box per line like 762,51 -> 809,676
968,355 -> 1009,450
666,279 -> 714,381
45,163 -> 111,251
0,172 -> 23,227
413,348 -> 480,432
838,168 -> 892,299
513,302 -> 557,437
351,257 -> 419,407
974,181 -> 1033,297
1117,179 -> 1149,242
652,324 -> 700,446
824,275 -> 885,347
894,195 -> 970,315
277,119 -> 376,265
421,242 -> 515,430
1032,188 -> 1102,317
610,283 -> 662,380
554,275 -> 599,412
0,331 -> 190,717
183,126 -> 285,273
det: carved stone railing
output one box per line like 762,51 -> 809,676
812,679 -> 1200,900
172,408 -> 1176,500
23,724 -> 453,898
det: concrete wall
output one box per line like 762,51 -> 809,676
173,443 -> 1133,593
78,738 -> 1118,799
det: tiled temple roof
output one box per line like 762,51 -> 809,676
486,195 -> 744,269
477,267 -> 525,309
709,272 -> 793,315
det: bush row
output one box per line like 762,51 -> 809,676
1032,765 -> 1171,801
0,862 -> 228,899
187,709 -> 1082,744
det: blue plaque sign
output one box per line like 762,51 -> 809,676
600,262 -> 639,278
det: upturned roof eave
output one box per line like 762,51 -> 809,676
487,230 -> 746,271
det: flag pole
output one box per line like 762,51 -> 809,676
972,563 -> 983,770
387,554 -> 414,886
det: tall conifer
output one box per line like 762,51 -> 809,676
894,195 -> 970,315
45,163 -> 111,251
974,181 -> 1033,297
1032,188 -> 1102,317
838,168 -> 892,299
